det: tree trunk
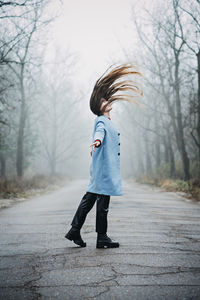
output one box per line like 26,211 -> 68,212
50,100 -> 57,176
163,135 -> 169,164
167,132 -> 175,178
174,53 -> 190,180
197,50 -> 200,173
155,134 -> 161,169
0,154 -> 6,179
155,111 -> 161,169
144,132 -> 152,175
16,70 -> 26,178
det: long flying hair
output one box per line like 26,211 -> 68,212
89,63 -> 143,116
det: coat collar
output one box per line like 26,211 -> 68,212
101,115 -> 111,120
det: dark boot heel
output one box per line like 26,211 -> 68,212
65,232 -> 73,241
96,233 -> 119,249
96,242 -> 106,248
65,228 -> 86,247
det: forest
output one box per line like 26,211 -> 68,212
0,0 -> 199,201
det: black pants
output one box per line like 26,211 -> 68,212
71,192 -> 110,234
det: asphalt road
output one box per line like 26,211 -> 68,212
0,179 -> 200,300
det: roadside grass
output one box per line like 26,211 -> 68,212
135,174 -> 200,202
0,174 -> 70,200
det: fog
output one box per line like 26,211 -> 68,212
0,0 -> 199,182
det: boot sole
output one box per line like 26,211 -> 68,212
96,242 -> 119,248
65,233 -> 86,247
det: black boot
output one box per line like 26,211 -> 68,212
96,233 -> 119,248
65,227 -> 86,247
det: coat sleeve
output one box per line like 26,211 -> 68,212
93,121 -> 105,145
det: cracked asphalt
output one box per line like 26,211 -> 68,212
0,179 -> 200,300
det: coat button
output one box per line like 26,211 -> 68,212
118,153 -> 120,155
118,143 -> 120,145
118,133 -> 120,135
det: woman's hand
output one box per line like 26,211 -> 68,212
90,140 -> 101,156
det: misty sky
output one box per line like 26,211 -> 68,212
44,0 -> 157,99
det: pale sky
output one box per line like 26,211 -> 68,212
45,0 -> 151,82
43,0 -> 157,118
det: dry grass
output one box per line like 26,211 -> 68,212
0,174 -> 69,199
135,175 -> 200,202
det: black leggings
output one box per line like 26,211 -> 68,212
71,192 -> 110,234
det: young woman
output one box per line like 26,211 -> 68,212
65,63 -> 143,248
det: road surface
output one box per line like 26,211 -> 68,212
0,179 -> 200,299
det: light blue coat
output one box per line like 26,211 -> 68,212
86,115 -> 123,196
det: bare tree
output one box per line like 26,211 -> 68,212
36,53 -> 88,176
174,0 -> 200,171
131,0 -> 195,180
0,0 -> 56,177
0,1 -> 29,7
